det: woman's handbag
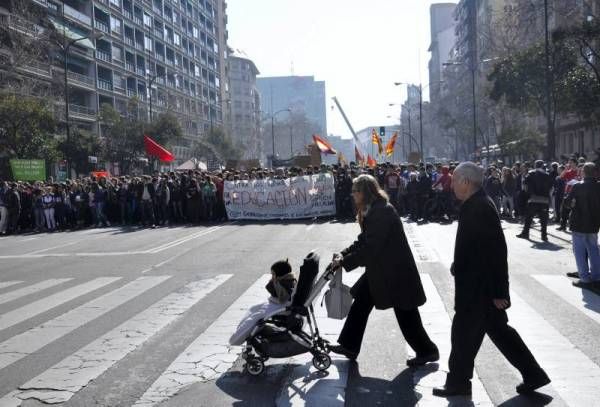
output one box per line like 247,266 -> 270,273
323,267 -> 353,320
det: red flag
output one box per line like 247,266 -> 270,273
144,135 -> 175,162
312,134 -> 337,155
355,146 -> 364,164
367,154 -> 377,168
371,129 -> 383,155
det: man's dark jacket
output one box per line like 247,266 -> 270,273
565,178 -> 600,233
453,188 -> 509,312
341,199 -> 426,310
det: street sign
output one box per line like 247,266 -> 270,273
9,159 -> 46,181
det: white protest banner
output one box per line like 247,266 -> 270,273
224,173 -> 336,220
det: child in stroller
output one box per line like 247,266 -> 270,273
229,251 -> 336,376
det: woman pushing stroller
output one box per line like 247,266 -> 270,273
330,174 -> 439,367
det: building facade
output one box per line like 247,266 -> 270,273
428,3 -> 457,102
0,0 -> 228,165
227,48 -> 261,160
256,75 -> 327,140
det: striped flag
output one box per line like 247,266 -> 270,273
385,132 -> 398,157
312,134 -> 337,155
371,129 -> 383,155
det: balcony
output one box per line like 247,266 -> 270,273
155,54 -> 164,62
64,4 -> 92,26
97,78 -> 113,91
123,10 -> 133,19
135,42 -> 144,51
17,61 -> 52,79
67,71 -> 96,89
95,20 -> 109,33
55,103 -> 98,122
154,28 -> 163,38
0,13 -> 42,36
126,62 -> 135,72
136,67 -> 145,76
126,88 -> 136,97
96,49 -> 112,62
124,36 -> 134,46
133,16 -> 143,26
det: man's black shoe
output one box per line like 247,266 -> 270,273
516,233 -> 530,240
566,272 -> 579,278
407,351 -> 440,367
329,344 -> 358,361
573,280 -> 595,289
432,384 -> 472,397
556,226 -> 566,231
516,372 -> 551,394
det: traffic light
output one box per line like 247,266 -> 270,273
379,126 -> 385,139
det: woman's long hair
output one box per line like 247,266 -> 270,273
353,175 -> 389,226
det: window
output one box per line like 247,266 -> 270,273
112,45 -> 123,61
110,16 -> 122,34
174,32 -> 181,46
143,13 -> 152,27
145,35 -> 153,51
110,0 -> 121,6
194,65 -> 200,77
192,25 -> 198,39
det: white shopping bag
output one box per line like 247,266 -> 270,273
323,268 -> 353,319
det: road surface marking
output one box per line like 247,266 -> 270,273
132,274 -> 269,407
24,241 -> 79,255
2,274 -> 232,406
508,290 -> 600,406
0,276 -> 170,370
0,278 -> 120,331
0,281 -> 23,291
533,275 -> 600,325
409,274 -> 493,406
274,272 -> 361,407
145,226 -> 224,253
0,279 -> 72,306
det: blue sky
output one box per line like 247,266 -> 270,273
226,0 -> 452,139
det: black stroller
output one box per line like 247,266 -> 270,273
238,251 -> 338,376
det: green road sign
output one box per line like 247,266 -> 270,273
10,159 -> 46,181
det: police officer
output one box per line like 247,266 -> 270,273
517,160 -> 554,242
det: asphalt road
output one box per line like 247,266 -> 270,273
0,218 -> 598,407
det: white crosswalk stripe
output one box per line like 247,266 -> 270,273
0,276 -> 170,370
0,272 -> 599,406
0,282 -> 22,291
532,275 -> 600,325
133,274 -> 270,407
0,278 -> 120,331
0,279 -> 72,306
410,274 -> 493,406
0,274 -> 232,406
508,289 -> 600,406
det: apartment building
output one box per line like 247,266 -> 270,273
227,48 -> 261,160
0,0 -> 228,163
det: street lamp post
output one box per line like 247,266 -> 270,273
270,108 -> 291,159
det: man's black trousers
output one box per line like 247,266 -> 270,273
522,203 -> 549,238
446,306 -> 543,387
337,278 -> 437,356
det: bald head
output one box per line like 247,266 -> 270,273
453,162 -> 484,201
454,162 -> 484,188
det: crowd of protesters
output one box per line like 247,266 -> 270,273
0,153 -> 598,237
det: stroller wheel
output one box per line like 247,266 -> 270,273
245,357 -> 265,376
312,353 -> 331,371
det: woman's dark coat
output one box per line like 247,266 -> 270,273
341,199 -> 426,310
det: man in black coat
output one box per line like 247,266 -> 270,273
330,175 -> 438,366
433,162 -> 550,397
517,160 -> 554,241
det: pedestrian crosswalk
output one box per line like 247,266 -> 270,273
0,270 -> 599,406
